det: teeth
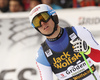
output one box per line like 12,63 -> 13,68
44,26 -> 48,29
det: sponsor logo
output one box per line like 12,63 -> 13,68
79,17 -> 100,25
45,49 -> 53,57
50,10 -> 55,14
30,7 -> 40,16
66,62 -> 86,75
60,74 -> 65,77
53,52 -> 82,69
72,65 -> 95,80
69,33 -> 77,41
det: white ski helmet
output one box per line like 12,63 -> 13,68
29,4 -> 59,28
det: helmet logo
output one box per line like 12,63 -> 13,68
30,7 -> 40,16
48,9 -> 56,16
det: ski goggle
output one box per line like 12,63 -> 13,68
32,12 -> 51,28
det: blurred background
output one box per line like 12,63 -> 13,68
0,0 -> 100,80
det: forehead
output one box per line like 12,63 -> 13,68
0,0 -> 8,3
0,0 -> 8,7
9,0 -> 20,5
0,0 -> 8,2
10,0 -> 20,4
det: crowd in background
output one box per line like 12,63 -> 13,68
0,0 -> 100,13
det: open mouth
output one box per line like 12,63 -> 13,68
44,26 -> 49,30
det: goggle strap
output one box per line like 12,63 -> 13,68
32,23 -> 35,28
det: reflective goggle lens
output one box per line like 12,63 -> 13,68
32,12 -> 50,28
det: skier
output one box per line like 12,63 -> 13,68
29,4 -> 100,80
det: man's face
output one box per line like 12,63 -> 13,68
9,1 -> 21,12
41,0 -> 52,5
30,1 -> 40,10
0,0 -> 8,8
38,18 -> 55,35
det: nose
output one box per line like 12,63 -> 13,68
41,21 -> 46,26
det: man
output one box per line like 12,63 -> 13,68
41,0 -> 62,10
0,0 -> 9,12
29,4 -> 100,80
29,0 -> 41,10
9,0 -> 24,12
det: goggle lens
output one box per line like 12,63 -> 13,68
32,12 -> 50,28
